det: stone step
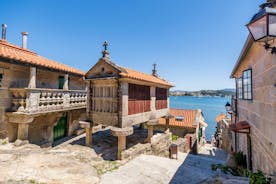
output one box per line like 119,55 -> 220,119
73,128 -> 85,136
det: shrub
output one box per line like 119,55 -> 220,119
171,134 -> 178,141
233,151 -> 247,168
249,170 -> 271,184
211,164 -> 271,184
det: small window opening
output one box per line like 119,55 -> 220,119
175,116 -> 184,121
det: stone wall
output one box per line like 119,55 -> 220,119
217,118 -> 233,153
0,61 -> 85,90
67,109 -> 86,136
233,42 -> 276,175
121,131 -> 171,160
153,125 -> 196,138
172,138 -> 188,153
36,69 -> 85,90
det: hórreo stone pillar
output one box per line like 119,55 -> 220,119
111,126 -> 133,160
79,121 -> 93,146
6,114 -> 34,141
18,123 -> 29,140
146,119 -> 159,143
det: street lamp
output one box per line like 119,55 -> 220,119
225,102 -> 231,113
247,2 -> 276,54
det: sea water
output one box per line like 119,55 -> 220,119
170,96 -> 231,140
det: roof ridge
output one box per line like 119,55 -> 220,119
120,66 -> 172,85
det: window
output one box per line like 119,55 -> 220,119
237,78 -> 243,99
0,74 -> 3,88
242,69 -> 252,100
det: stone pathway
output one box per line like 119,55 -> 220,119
198,143 -> 228,161
100,144 -> 248,184
0,141 -> 101,184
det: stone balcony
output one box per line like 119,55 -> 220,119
9,88 -> 87,114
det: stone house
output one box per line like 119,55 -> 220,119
82,42 -> 173,159
215,113 -> 232,152
157,108 -> 207,152
0,25 -> 86,146
230,4 -> 276,175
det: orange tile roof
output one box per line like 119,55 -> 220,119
120,67 -> 173,87
159,109 -> 198,128
216,113 -> 226,123
0,40 -> 85,76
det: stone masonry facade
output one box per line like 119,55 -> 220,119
231,39 -> 276,175
0,59 -> 86,145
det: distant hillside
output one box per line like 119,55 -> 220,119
222,88 -> 235,92
170,89 -> 235,97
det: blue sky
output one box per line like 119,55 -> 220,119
1,0 -> 263,90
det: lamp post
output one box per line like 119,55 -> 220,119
247,1 -> 276,54
225,102 -> 232,118
225,102 -> 231,112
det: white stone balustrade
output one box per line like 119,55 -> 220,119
9,88 -> 86,114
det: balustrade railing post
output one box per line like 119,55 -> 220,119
25,88 -> 40,113
63,91 -> 70,108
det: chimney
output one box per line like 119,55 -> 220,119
1,24 -> 7,40
152,63 -> 157,77
21,32 -> 28,49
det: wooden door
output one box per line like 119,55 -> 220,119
53,113 -> 67,141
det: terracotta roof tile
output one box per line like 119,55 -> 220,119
159,109 -> 198,128
216,113 -> 226,123
0,40 -> 85,76
120,67 -> 173,87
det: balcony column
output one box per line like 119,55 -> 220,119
63,74 -> 70,108
28,67 -> 36,88
111,126 -> 133,160
63,74 -> 69,90
146,119 -> 159,143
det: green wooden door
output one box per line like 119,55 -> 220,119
53,114 -> 67,141
58,76 -> 64,89
198,127 -> 202,142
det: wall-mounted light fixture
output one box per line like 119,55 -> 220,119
247,2 -> 276,54
225,102 -> 232,113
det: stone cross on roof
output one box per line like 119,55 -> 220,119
103,41 -> 108,51
102,41 -> 110,58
